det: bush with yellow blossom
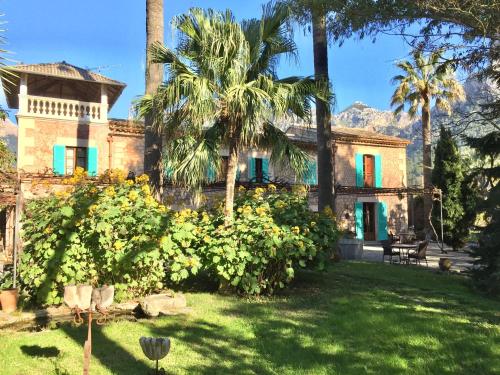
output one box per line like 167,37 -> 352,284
20,176 -> 339,304
20,172 -> 171,305
202,185 -> 339,295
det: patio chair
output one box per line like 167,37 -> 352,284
389,232 -> 400,244
381,240 -> 401,264
408,240 -> 429,266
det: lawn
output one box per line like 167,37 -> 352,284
1,262 -> 499,375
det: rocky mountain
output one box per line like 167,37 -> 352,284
0,119 -> 18,155
333,101 -> 420,143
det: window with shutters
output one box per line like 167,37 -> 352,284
363,154 -> 375,187
65,147 -> 88,175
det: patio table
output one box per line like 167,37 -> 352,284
397,232 -> 416,243
393,243 -> 418,264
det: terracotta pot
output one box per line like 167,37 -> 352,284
439,258 -> 452,272
0,288 -> 19,313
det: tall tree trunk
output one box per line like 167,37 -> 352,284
312,6 -> 335,212
224,125 -> 240,223
422,94 -> 433,234
144,0 -> 164,199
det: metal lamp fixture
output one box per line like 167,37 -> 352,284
139,337 -> 171,375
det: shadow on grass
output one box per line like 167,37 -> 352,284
20,344 -> 60,358
150,263 -> 498,374
58,319 -> 152,374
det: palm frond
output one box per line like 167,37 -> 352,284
258,121 -> 309,178
165,122 -> 226,188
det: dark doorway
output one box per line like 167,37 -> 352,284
363,202 -> 376,241
255,158 -> 263,183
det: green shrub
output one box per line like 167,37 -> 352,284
203,185 -> 339,295
20,172 -> 339,305
20,169 -> 169,305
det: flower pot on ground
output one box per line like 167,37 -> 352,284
439,258 -> 452,272
338,235 -> 364,260
0,288 -> 18,313
0,270 -> 18,313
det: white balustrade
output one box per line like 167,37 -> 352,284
18,95 -> 108,123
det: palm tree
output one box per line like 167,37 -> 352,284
311,3 -> 335,211
138,4 -> 321,221
391,48 -> 465,231
144,0 -> 164,198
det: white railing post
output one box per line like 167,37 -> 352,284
18,74 -> 28,115
100,84 -> 108,122
20,95 -> 108,123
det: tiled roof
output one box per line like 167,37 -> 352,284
285,126 -> 410,147
109,118 -> 145,135
6,62 -> 126,86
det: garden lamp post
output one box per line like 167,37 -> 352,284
64,285 -> 114,375
139,337 -> 171,375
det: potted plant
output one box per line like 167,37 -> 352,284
439,258 -> 452,272
0,270 -> 18,313
337,231 -> 364,260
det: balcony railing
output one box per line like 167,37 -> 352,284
18,95 -> 108,123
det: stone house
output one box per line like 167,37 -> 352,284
0,62 -> 411,261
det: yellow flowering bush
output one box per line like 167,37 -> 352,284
20,176 -> 339,304
20,174 -> 170,304
202,185 -> 339,295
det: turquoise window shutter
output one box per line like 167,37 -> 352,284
248,157 -> 256,180
375,154 -> 382,188
303,160 -> 317,185
87,147 -> 98,176
355,153 -> 364,187
262,158 -> 269,180
207,164 -> 216,182
53,145 -> 65,176
236,165 -> 241,181
377,202 -> 388,240
355,202 -> 364,240
165,165 -> 173,180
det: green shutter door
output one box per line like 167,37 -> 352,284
262,158 -> 269,181
377,202 -> 388,240
355,153 -> 364,187
355,202 -> 364,240
303,160 -> 317,185
165,165 -> 173,180
248,157 -> 256,180
236,165 -> 241,181
87,147 -> 98,176
207,164 -> 216,182
375,155 -> 382,188
53,145 -> 66,176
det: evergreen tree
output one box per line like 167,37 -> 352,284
454,165 -> 480,249
432,125 -> 464,249
467,131 -> 500,295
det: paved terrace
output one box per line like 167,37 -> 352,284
362,242 -> 474,273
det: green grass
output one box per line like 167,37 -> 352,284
1,262 -> 499,374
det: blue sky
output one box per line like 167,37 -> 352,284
1,0 -> 414,120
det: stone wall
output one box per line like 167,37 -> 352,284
16,116 -> 145,176
110,133 -> 144,175
334,141 -> 407,188
335,194 -> 408,236
17,116 -> 109,174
